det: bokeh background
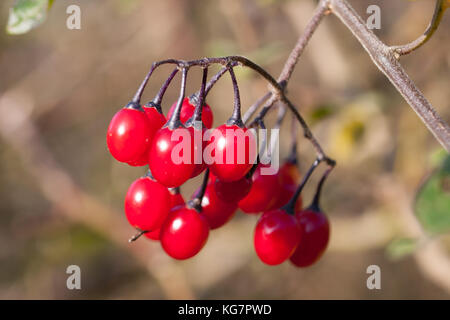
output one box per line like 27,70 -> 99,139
0,0 -> 449,299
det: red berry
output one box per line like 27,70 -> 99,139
267,162 -> 302,211
238,164 -> 280,213
167,97 -> 214,129
254,209 -> 302,265
144,229 -> 161,241
169,188 -> 185,208
148,127 -> 196,187
143,105 -> 167,128
187,126 -> 208,178
124,176 -> 172,231
194,181 -> 237,229
127,152 -> 149,167
144,200 -> 184,241
290,209 -> 330,267
214,176 -> 252,203
107,108 -> 153,163
207,124 -> 256,182
160,206 -> 210,260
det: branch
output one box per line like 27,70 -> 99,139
328,0 -> 450,152
243,0 -> 330,123
277,0 -> 330,83
390,0 -> 448,57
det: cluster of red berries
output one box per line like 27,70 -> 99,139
106,64 -> 330,267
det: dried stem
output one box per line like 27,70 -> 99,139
243,92 -> 272,124
283,158 -> 321,214
192,67 -> 208,123
153,68 -> 178,106
328,0 -> 450,151
204,65 -> 234,95
166,67 -> 188,129
390,0 -> 448,57
227,66 -> 245,127
277,0 -> 330,83
189,169 -> 210,212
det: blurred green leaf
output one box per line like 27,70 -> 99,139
310,105 -> 335,124
430,148 -> 448,167
415,155 -> 450,235
6,0 -> 53,35
386,238 -> 419,260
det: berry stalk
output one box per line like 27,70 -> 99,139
283,158 -> 321,215
226,66 -> 244,128
189,168 -> 210,212
191,67 -> 208,124
166,67 -> 188,129
153,68 -> 179,107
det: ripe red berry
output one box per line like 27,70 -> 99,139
144,195 -> 184,241
193,180 -> 237,229
290,209 -> 330,267
107,107 -> 153,163
123,105 -> 167,167
167,96 -> 214,129
187,125 -> 208,178
124,176 -> 172,231
126,152 -> 149,167
148,127 -> 196,187
160,206 -> 210,260
267,162 -> 302,211
168,188 -> 185,208
214,175 -> 252,203
143,104 -> 167,128
254,209 -> 302,265
144,228 -> 161,241
207,124 -> 256,182
238,164 -> 280,213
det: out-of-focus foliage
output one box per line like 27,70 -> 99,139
415,154 -> 450,235
6,0 -> 53,35
386,238 -> 419,260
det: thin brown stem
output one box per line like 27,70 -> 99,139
277,0 -> 330,83
243,92 -> 272,124
390,0 -> 447,57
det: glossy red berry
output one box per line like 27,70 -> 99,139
208,124 -> 256,182
238,164 -> 280,213
107,107 -> 153,163
167,97 -> 214,129
168,188 -> 185,208
130,109 -> 166,167
214,176 -> 252,203
290,209 -> 330,267
187,125 -> 208,178
194,181 -> 237,229
160,206 -> 210,260
126,152 -> 149,167
124,106 -> 166,167
148,127 -> 196,187
254,209 -> 302,265
144,228 -> 161,241
143,105 -> 167,128
144,196 -> 184,241
124,176 -> 172,231
268,162 -> 302,211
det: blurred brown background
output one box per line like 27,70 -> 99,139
0,0 -> 449,299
